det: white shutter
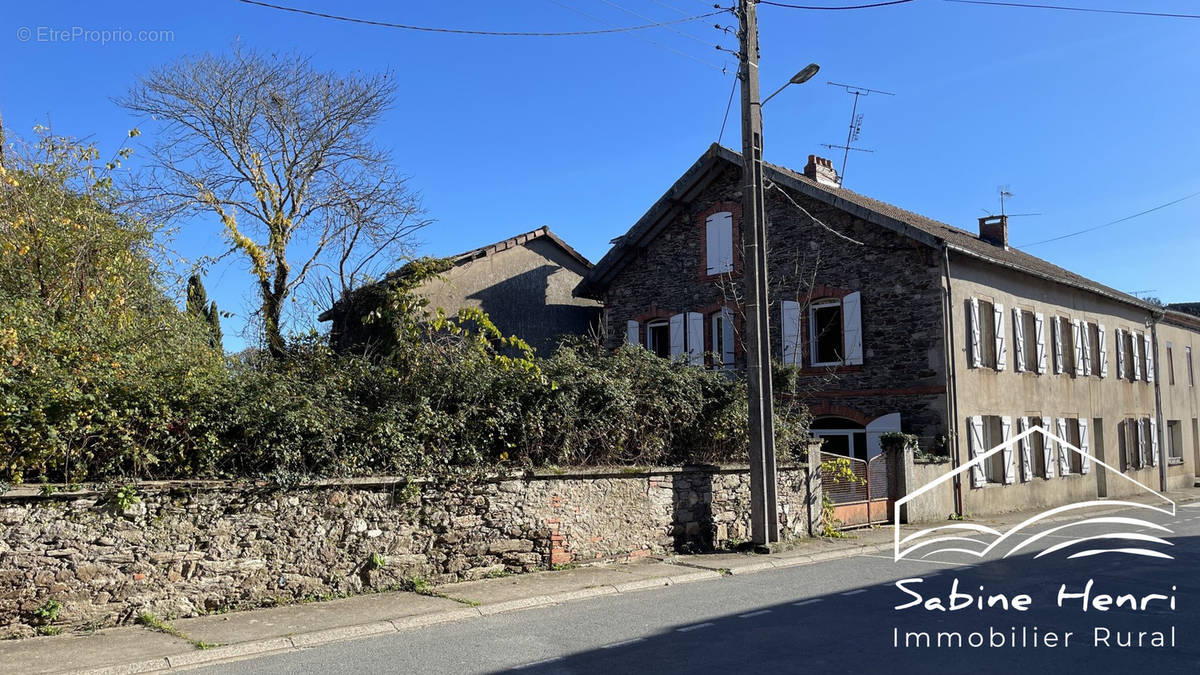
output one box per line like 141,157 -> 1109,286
993,303 -> 1006,371
969,298 -> 982,368
1072,319 -> 1083,376
1035,312 -> 1047,374
1081,322 -> 1092,376
968,416 -> 986,488
1041,417 -> 1055,478
781,301 -> 800,366
686,312 -> 704,366
1001,416 -> 1015,484
1137,417 -> 1148,466
626,320 -> 640,347
1144,334 -> 1154,383
705,212 -> 733,275
669,313 -> 685,359
718,308 -> 735,367
1056,417 -> 1070,475
1018,416 -> 1033,482
1052,317 -> 1064,374
842,291 -> 863,366
1097,324 -> 1108,378
1131,332 -> 1142,381
1012,309 -> 1026,373
1079,418 -> 1091,475
1149,417 -> 1159,466
1115,328 -> 1125,379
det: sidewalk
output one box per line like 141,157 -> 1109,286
4,487 -> 1196,674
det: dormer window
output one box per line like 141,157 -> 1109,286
705,211 -> 734,275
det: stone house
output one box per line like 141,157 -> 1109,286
321,227 -> 600,356
575,143 -> 1199,514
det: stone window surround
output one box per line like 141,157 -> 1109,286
695,201 -> 743,282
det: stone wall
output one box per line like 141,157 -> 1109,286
0,466 -> 811,637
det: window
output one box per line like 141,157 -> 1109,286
810,300 -> 844,366
983,416 -> 1007,484
1167,342 -> 1175,385
969,299 -> 999,368
1028,416 -> 1048,478
1064,418 -> 1082,474
1087,323 -> 1101,377
1016,309 -> 1037,372
968,415 -> 1014,486
710,309 -> 735,369
1059,317 -> 1075,376
1167,420 -> 1183,463
1188,346 -> 1195,386
811,417 -> 867,461
1118,419 -> 1131,471
646,320 -> 670,358
704,211 -> 734,275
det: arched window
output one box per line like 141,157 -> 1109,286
810,417 -> 867,460
646,320 -> 670,358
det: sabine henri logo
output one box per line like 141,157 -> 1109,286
893,423 -> 1176,562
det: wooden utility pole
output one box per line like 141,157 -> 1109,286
738,0 -> 780,546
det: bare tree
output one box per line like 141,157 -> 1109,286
121,45 -> 430,356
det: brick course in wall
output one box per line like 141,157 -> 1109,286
596,162 -> 949,449
0,466 -> 811,637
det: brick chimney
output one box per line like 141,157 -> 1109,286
978,215 -> 1008,248
803,154 -> 840,188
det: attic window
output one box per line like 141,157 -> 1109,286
705,212 -> 734,275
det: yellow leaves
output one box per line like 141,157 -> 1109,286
16,245 -> 30,256
127,128 -> 141,138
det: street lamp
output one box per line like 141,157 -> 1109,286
761,63 -> 821,106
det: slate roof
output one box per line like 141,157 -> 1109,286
577,144 -> 1153,313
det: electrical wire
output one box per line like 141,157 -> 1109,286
759,0 -> 915,10
767,181 -> 865,246
596,0 -> 716,48
944,0 -> 1200,20
1017,190 -> 1200,248
237,0 -> 729,36
544,0 -> 727,70
717,73 -> 739,144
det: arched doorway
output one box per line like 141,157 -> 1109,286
811,417 -> 867,461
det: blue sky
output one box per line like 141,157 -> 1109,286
3,1 -> 1198,351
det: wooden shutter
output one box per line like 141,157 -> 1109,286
968,416 -> 986,488
626,320 -> 640,347
1012,309 -> 1026,373
1018,416 -> 1033,482
705,212 -> 733,275
1149,417 -> 1159,466
1115,328 -> 1125,379
1137,417 -> 1148,466
686,312 -> 704,366
969,298 -> 982,368
1079,418 -> 1091,475
1035,312 -> 1047,374
1144,334 -> 1154,383
669,313 -> 685,359
993,303 -> 1006,371
1042,417 -> 1055,478
781,301 -> 800,366
1052,317 -> 1064,374
1001,416 -> 1015,484
1056,417 -> 1070,475
719,308 -> 735,367
843,291 -> 863,366
1097,324 -> 1108,378
1072,319 -> 1083,375
1132,333 -> 1142,381
1080,322 -> 1092,376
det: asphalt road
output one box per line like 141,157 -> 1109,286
199,502 -> 1200,674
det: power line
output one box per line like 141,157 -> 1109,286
596,0 -> 716,48
717,72 -> 738,144
944,0 -> 1200,20
1017,189 -> 1200,248
759,0 -> 915,9
237,0 -> 729,36
544,0 -> 727,70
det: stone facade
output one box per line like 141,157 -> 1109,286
0,466 -> 812,637
592,160 -> 948,451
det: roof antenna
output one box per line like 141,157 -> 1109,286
983,185 -> 1041,218
822,81 -> 894,185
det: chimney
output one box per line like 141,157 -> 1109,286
803,154 -> 840,188
978,215 -> 1008,248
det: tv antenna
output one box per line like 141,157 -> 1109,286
823,81 -> 894,184
984,185 -> 1041,218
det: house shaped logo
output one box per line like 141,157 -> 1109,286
893,423 -> 1176,562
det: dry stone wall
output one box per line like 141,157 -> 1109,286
0,466 -> 811,637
